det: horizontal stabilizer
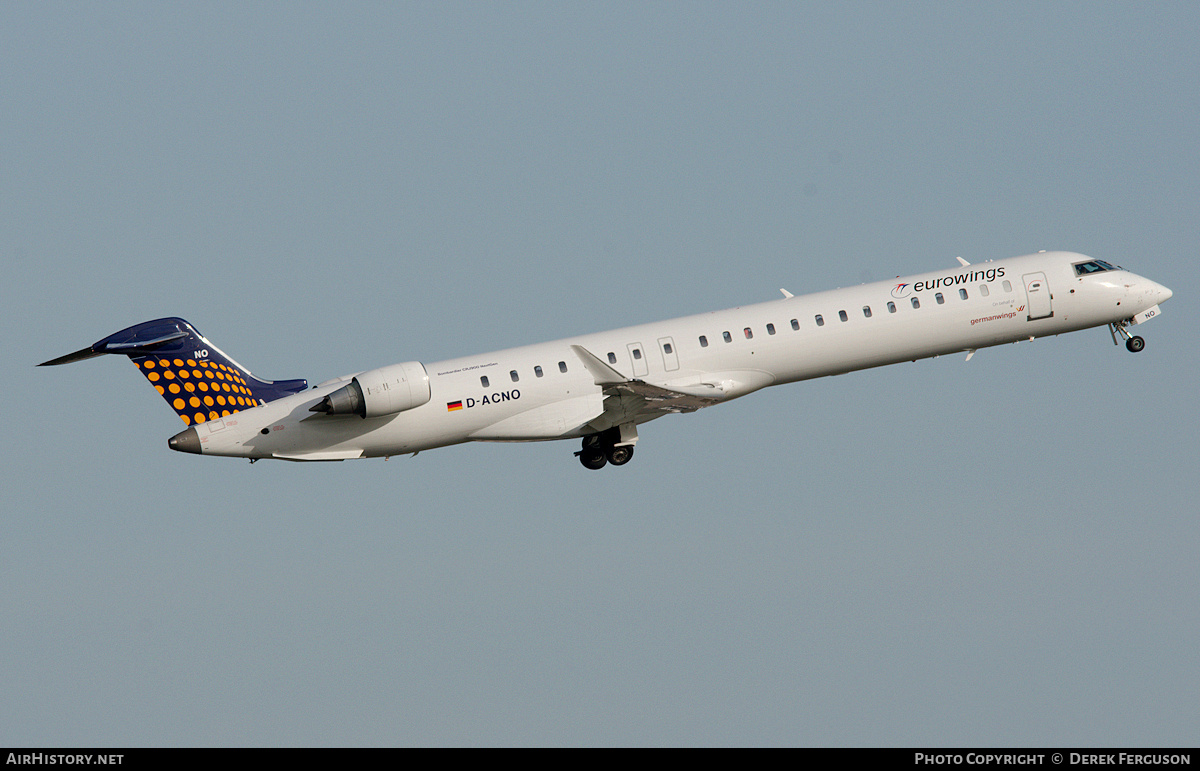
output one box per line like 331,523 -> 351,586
38,346 -> 106,367
39,323 -> 192,365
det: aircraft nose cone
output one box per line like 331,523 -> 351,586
1158,283 -> 1173,303
168,426 -> 202,454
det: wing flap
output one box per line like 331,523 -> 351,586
569,344 -> 733,433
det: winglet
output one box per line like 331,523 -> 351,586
780,288 -> 794,298
569,345 -> 628,386
957,256 -> 971,266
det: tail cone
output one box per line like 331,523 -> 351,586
168,426 -> 202,454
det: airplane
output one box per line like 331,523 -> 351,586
41,251 -> 1172,469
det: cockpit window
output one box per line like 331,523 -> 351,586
1074,260 -> 1118,276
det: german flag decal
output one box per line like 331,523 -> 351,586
447,400 -> 463,411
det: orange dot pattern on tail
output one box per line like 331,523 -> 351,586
133,358 -> 256,424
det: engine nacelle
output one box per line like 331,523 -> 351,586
309,361 -> 430,418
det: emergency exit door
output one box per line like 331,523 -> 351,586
627,342 -> 648,377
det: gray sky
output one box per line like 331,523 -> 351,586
2,1 -> 1197,746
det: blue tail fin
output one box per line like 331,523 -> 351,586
40,317 -> 308,426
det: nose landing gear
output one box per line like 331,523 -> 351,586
1109,321 -> 1145,353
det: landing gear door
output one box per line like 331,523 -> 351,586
1023,272 -> 1053,320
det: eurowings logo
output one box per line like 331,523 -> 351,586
891,283 -> 911,298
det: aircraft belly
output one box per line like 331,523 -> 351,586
293,391 -> 592,455
469,393 -> 605,441
272,449 -> 365,462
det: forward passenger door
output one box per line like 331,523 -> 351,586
1023,272 -> 1053,320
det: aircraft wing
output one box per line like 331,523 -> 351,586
569,345 -> 724,433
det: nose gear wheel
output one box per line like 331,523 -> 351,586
1109,321 -> 1145,353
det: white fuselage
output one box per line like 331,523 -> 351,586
189,251 -> 1172,461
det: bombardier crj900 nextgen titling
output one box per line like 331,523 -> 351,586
42,251 -> 1172,469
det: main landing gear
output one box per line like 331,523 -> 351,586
575,427 -> 636,470
1109,321 -> 1146,353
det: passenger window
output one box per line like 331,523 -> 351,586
815,314 -> 824,327
766,323 -> 775,335
935,293 -> 944,304
558,361 -> 567,373
744,327 -> 753,339
607,352 -> 617,364
723,331 -> 732,343
632,348 -> 642,360
1002,280 -> 1012,292
862,306 -> 872,318
959,288 -> 968,300
699,335 -> 708,348
887,301 -> 897,313
838,310 -> 848,322
481,375 -> 489,388
510,370 -> 519,382
663,343 -> 673,354
911,297 -> 920,309
791,319 -> 799,331
535,366 -> 543,378
979,284 -> 989,297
